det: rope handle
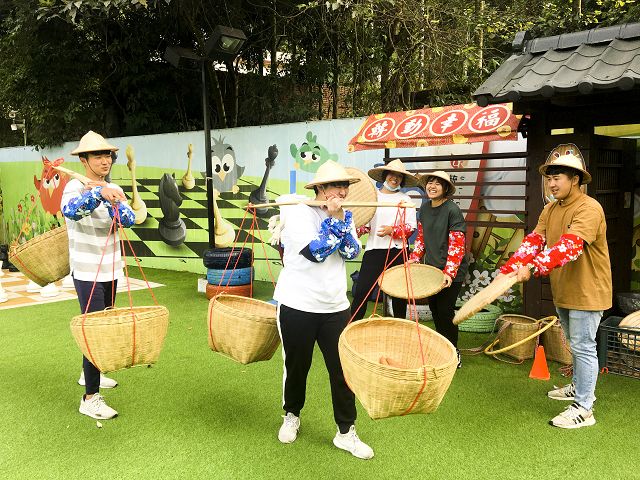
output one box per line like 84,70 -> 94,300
538,315 -> 572,355
484,317 -> 558,356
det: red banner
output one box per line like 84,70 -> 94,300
347,103 -> 522,152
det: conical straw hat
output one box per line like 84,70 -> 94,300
539,153 -> 591,185
71,131 -> 119,156
367,159 -> 419,187
418,170 -> 456,196
304,160 -> 361,189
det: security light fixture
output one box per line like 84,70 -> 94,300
163,45 -> 202,70
204,25 -> 247,62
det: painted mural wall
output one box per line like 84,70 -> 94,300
0,118 -> 637,312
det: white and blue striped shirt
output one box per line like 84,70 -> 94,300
61,179 -> 134,282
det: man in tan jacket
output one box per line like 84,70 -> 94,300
499,154 -> 611,428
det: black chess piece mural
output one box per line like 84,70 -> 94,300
249,145 -> 278,217
0,244 -> 10,269
158,173 -> 187,246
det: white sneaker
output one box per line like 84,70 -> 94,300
549,402 -> 595,429
333,426 -> 374,459
78,370 -> 118,389
547,383 -> 575,401
79,393 -> 118,420
278,412 -> 300,444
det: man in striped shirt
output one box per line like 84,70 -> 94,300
61,131 -> 135,420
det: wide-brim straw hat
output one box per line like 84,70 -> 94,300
367,159 -> 419,188
419,170 -> 456,196
539,153 -> 591,185
304,160 -> 361,189
71,130 -> 119,156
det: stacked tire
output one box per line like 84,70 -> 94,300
203,247 -> 254,299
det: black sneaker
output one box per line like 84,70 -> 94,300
456,349 -> 462,369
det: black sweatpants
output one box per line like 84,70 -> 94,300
351,248 -> 407,321
74,278 -> 117,395
277,304 -> 356,433
428,281 -> 463,348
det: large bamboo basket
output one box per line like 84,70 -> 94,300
486,314 -> 540,361
70,306 -> 169,373
619,311 -> 640,352
338,317 -> 457,419
208,294 -> 279,364
541,317 -> 572,364
378,264 -> 445,300
9,226 -> 70,286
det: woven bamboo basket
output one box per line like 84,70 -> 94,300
457,304 -> 502,333
619,311 -> 640,352
338,317 -> 457,419
9,225 -> 70,286
70,305 -> 169,373
378,263 -> 445,300
540,317 -> 572,364
344,167 -> 378,228
487,314 -> 540,361
208,294 -> 279,364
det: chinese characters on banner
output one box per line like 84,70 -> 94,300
347,103 -> 521,152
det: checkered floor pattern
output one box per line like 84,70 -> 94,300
0,270 -> 163,311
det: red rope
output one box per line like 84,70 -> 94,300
114,207 -> 137,365
249,207 -> 279,289
79,201 -> 157,370
117,217 -> 160,305
81,214 -> 118,371
208,206 -> 254,348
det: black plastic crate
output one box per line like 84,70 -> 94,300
598,316 -> 640,379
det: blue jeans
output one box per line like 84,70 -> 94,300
74,278 -> 117,395
556,307 -> 602,411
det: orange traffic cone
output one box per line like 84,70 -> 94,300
529,345 -> 550,380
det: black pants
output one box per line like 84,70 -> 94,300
73,278 -> 117,395
428,282 -> 463,348
351,248 -> 407,321
277,304 -> 356,433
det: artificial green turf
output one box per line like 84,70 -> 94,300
1,268 -> 639,479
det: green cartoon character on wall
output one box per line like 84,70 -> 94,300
290,131 -> 338,173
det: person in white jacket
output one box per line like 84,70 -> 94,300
273,160 -> 374,460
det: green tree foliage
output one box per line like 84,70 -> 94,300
0,0 -> 636,148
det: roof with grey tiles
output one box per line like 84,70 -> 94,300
473,22 -> 640,106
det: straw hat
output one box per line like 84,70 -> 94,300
539,153 -> 591,185
304,160 -> 361,189
367,159 -> 419,188
419,170 -> 456,196
71,130 -> 119,156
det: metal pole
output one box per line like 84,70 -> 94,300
201,59 -> 216,248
